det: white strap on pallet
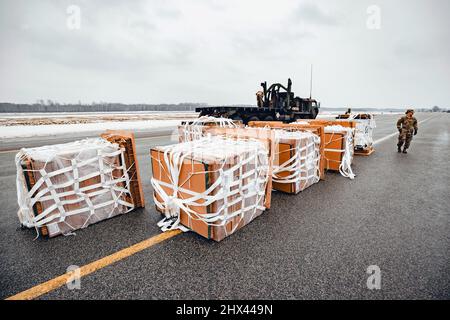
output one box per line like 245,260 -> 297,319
151,136 -> 269,237
272,130 -> 321,186
324,125 -> 356,179
181,116 -> 237,142
15,138 -> 136,236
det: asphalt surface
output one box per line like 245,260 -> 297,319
0,113 -> 449,299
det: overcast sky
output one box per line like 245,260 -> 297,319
0,0 -> 449,108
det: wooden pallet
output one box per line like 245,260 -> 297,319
101,130 -> 145,208
20,131 -> 145,237
21,159 -> 48,236
354,146 -> 375,156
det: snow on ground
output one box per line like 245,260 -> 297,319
0,111 -> 197,119
0,119 -> 186,138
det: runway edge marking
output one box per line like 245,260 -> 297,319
5,229 -> 182,300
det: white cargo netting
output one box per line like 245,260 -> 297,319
324,125 -> 356,179
151,136 -> 270,236
354,117 -> 376,149
272,130 -> 321,189
180,116 -> 238,142
15,138 -> 135,237
335,116 -> 376,150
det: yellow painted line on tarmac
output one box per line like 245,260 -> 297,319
0,149 -> 20,154
5,229 -> 182,300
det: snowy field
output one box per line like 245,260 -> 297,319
0,111 -> 197,119
0,119 -> 191,138
0,111 -> 199,138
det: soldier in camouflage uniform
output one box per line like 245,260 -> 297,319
397,109 -> 418,153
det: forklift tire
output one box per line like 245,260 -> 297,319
231,115 -> 243,122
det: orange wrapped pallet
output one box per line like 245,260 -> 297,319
271,130 -> 321,194
15,131 -> 144,238
299,118 -> 375,155
178,125 -> 277,207
295,120 -> 355,179
248,121 -> 326,181
150,136 -> 270,242
322,125 -> 355,179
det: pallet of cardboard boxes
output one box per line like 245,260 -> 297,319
150,126 -> 275,241
294,120 -> 356,178
247,121 -> 324,194
16,130 -> 144,237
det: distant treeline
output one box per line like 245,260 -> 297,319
0,103 -> 207,113
0,102 -> 441,113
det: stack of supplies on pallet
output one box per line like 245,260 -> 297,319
178,125 -> 276,206
247,121 -> 325,181
299,117 -> 375,156
323,125 -> 355,179
150,136 -> 270,242
271,130 -> 321,194
351,116 -> 376,153
279,123 -> 325,181
15,131 -> 144,238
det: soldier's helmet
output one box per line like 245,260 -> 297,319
405,109 -> 414,114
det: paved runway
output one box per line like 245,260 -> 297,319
1,113 -> 449,299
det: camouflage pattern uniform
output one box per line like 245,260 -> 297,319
397,115 -> 418,150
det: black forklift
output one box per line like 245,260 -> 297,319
195,78 -> 320,124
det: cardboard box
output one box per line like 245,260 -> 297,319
271,130 -> 321,194
248,121 -> 325,180
323,131 -> 347,171
17,131 -> 144,237
197,126 -> 276,208
294,120 -> 355,172
150,137 -> 270,241
299,118 -> 375,155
